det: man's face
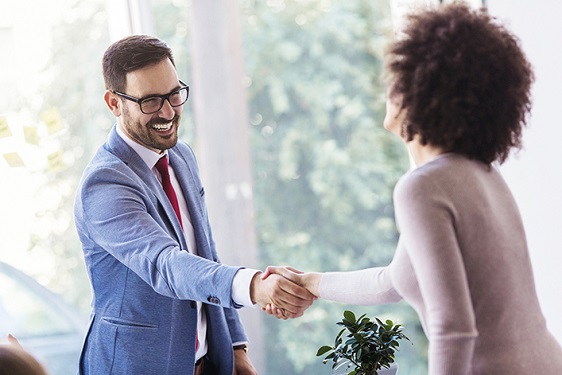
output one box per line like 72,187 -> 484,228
118,58 -> 183,153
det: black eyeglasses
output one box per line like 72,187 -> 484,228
112,80 -> 190,114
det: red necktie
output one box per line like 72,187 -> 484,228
155,156 -> 200,351
155,156 -> 183,229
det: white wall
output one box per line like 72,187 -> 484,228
490,0 -> 562,343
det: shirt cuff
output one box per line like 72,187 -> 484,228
232,268 -> 260,307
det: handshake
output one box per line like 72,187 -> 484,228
249,266 -> 322,320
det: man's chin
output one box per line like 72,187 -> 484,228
155,135 -> 178,151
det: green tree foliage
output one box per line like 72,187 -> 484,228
240,0 -> 427,373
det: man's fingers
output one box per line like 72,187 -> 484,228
254,273 -> 315,317
256,268 -> 319,319
266,278 -> 315,316
272,305 -> 289,320
270,304 -> 298,320
278,276 -> 316,301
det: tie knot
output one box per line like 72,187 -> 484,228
155,156 -> 170,177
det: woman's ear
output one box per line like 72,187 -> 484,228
104,90 -> 122,117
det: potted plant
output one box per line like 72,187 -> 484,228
317,310 -> 410,375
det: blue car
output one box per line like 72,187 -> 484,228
0,261 -> 87,375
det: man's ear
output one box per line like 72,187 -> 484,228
104,90 -> 122,117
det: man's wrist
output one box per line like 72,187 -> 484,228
233,344 -> 248,353
233,268 -> 260,307
249,271 -> 263,305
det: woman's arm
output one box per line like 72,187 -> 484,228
261,264 -> 401,319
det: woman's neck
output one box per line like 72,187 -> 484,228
406,135 -> 446,168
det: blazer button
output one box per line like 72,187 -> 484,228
191,301 -> 196,309
207,296 -> 221,305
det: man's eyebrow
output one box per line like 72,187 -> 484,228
139,84 -> 183,99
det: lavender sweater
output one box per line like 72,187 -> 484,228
320,154 -> 562,374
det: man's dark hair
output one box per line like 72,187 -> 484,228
386,3 -> 534,164
102,35 -> 175,92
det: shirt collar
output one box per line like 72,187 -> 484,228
115,124 -> 166,170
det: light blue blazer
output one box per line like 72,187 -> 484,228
74,126 -> 247,374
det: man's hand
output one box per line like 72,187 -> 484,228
250,271 -> 315,319
233,348 -> 258,375
260,266 -> 323,319
262,266 -> 322,297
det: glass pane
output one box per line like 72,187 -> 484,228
0,273 -> 74,338
240,0 -> 427,373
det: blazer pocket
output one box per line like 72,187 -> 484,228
101,317 -> 158,329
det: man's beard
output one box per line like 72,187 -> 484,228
122,106 -> 181,152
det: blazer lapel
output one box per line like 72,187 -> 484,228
105,126 -> 187,248
168,149 -> 212,260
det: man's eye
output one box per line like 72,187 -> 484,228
142,97 -> 160,105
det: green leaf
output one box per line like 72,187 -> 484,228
317,345 -> 333,356
344,310 -> 357,324
336,328 -> 346,342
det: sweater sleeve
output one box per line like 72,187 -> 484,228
394,172 -> 478,375
319,266 -> 402,305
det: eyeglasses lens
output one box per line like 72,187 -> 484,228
140,87 -> 189,114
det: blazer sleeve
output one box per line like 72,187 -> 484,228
75,160 -> 241,309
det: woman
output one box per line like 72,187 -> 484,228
264,3 -> 562,374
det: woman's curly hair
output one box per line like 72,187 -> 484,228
386,3 -> 534,164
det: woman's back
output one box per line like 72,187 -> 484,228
393,153 -> 562,374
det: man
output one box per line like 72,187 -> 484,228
74,35 -> 314,375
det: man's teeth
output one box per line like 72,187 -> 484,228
153,123 -> 172,131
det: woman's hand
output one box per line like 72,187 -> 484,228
260,266 -> 322,319
261,266 -> 322,296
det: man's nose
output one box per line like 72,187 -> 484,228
158,98 -> 176,119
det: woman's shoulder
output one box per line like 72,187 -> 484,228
395,153 -> 486,200
396,153 -> 454,187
